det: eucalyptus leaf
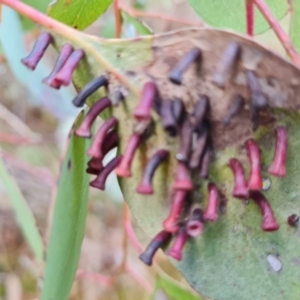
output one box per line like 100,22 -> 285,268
187,0 -> 288,34
48,0 -> 113,30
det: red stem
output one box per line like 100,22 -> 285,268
114,0 -> 121,38
246,0 -> 254,36
253,0 -> 300,68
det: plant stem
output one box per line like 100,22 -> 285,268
246,0 -> 254,36
114,0 -> 121,38
253,0 -> 300,68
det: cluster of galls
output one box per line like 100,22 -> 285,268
22,31 -> 290,267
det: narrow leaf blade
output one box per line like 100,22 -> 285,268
41,110 -> 92,300
0,149 -> 43,261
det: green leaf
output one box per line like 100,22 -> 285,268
41,110 -> 92,300
0,149 -> 43,261
152,275 -> 203,300
121,10 -> 152,38
48,0 -> 113,30
187,0 -> 288,34
290,0 -> 300,53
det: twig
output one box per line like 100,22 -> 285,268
114,0 -> 121,38
246,0 -> 254,36
125,264 -> 153,293
124,202 -> 143,253
76,270 -> 113,287
120,4 -> 204,27
253,0 -> 300,68
121,201 -> 129,270
0,103 -> 40,140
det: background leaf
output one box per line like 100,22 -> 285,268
0,149 -> 43,261
48,0 -> 113,30
187,0 -> 288,34
290,0 -> 300,53
41,110 -> 92,300
152,275 -> 203,300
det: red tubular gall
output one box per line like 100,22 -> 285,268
169,48 -> 201,85
186,208 -> 204,237
87,120 -> 118,158
203,183 -> 219,222
171,99 -> 185,125
167,227 -> 188,261
176,118 -> 193,163
136,149 -> 169,195
90,156 -> 122,190
160,99 -> 178,136
72,76 -> 108,107
222,94 -> 244,126
21,32 -> 53,70
163,190 -> 188,233
139,230 -> 172,266
228,158 -> 249,199
75,97 -> 112,138
245,139 -> 263,191
212,42 -> 241,88
199,145 -> 211,179
88,130 -> 118,169
134,82 -> 157,121
250,191 -> 279,232
53,49 -> 85,86
173,162 -> 193,191
42,43 -> 74,89
189,125 -> 208,169
268,127 -> 288,177
193,95 -> 209,133
287,214 -> 299,226
115,133 -> 140,177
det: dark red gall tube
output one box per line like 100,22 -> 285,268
287,214 -> 299,227
134,82 -> 157,121
137,150 -> 169,194
171,99 -> 185,125
189,125 -> 208,169
173,162 -> 193,191
21,32 -> 53,70
203,182 -> 219,222
193,95 -> 209,133
222,94 -> 244,126
139,230 -> 172,266
199,145 -> 211,179
186,208 -> 204,237
86,166 -> 101,175
72,76 -> 108,107
115,133 -> 141,177
87,119 -> 118,157
163,190 -> 188,233
169,48 -> 201,85
228,158 -> 249,199
245,139 -> 263,191
268,127 -> 288,177
212,42 -> 241,88
167,227 -> 188,261
176,118 -> 193,163
250,191 -> 279,231
245,70 -> 267,109
160,99 -> 178,136
90,156 -> 122,190
88,157 -> 103,171
75,97 -> 112,138
53,49 -> 85,86
42,44 -> 74,89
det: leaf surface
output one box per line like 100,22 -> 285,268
48,0 -> 113,30
187,0 -> 288,34
41,110 -> 92,300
